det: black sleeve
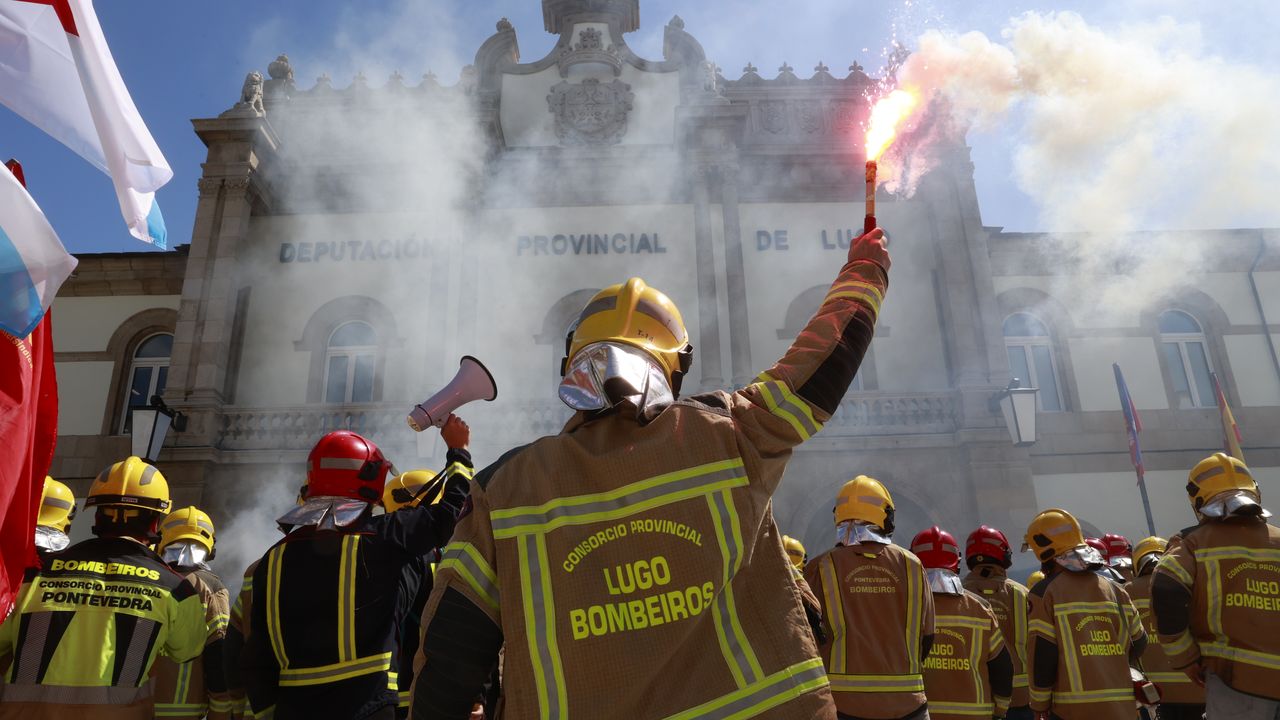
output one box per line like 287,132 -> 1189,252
203,637 -> 228,694
920,633 -> 935,664
411,588 -> 504,720
377,449 -> 474,558
222,624 -> 245,695
1151,573 -> 1193,636
804,598 -> 827,645
1129,632 -> 1148,666
795,264 -> 885,414
1032,635 -> 1059,689
242,559 -> 279,712
987,646 -> 1014,700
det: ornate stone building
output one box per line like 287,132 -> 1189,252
50,0 -> 1280,569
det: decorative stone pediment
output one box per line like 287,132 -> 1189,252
557,26 -> 622,77
547,77 -> 634,145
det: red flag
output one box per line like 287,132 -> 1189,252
1211,372 -> 1244,461
0,310 -> 59,616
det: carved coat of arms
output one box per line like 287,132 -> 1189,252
547,78 -> 635,145
759,100 -> 788,134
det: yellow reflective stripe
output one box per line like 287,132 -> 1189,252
706,490 -> 763,687
174,660 -> 192,702
337,535 -> 359,662
937,615 -> 991,630
1132,598 -> 1151,610
491,459 -> 749,538
1013,674 -> 1029,688
1203,641 -> 1280,670
438,542 -> 500,613
265,544 -> 289,668
826,279 -> 884,316
1147,671 -> 1193,684
989,626 -> 1006,655
1161,630 -> 1196,656
1056,613 -> 1083,693
445,461 -> 475,482
399,690 -> 412,708
277,652 -> 392,686
819,555 -> 847,674
1011,583 -> 1029,671
209,696 -> 235,712
1053,601 -> 1118,614
1029,687 -> 1051,703
756,381 -> 823,441
969,625 -> 986,704
905,558 -> 923,675
927,701 -> 995,716
1194,547 -> 1280,563
1029,619 -> 1055,639
1156,554 -> 1194,587
662,657 -> 828,720
519,534 -> 566,720
154,704 -> 208,716
208,613 -> 229,638
827,673 -> 925,693
1054,688 -> 1134,703
1205,558 -> 1225,638
254,705 -> 275,720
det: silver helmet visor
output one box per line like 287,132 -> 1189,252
836,520 -> 891,546
34,525 -> 70,553
277,496 -> 371,532
1199,490 -> 1271,520
926,568 -> 966,595
161,539 -> 210,568
559,342 -> 674,413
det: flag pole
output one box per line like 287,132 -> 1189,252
1136,469 -> 1156,537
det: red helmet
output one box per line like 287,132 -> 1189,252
1085,537 -> 1108,557
305,431 -> 392,503
911,526 -> 961,572
1101,533 -> 1131,561
965,525 -> 1012,568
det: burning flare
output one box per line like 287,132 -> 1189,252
865,89 -> 919,161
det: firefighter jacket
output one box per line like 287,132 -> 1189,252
152,567 -> 232,719
411,257 -> 887,720
223,561 -> 256,719
805,542 -> 936,719
791,561 -> 826,645
1151,516 -> 1280,701
923,589 -> 1013,720
0,536 -> 206,720
242,449 -> 473,720
1026,568 -> 1146,720
395,555 -> 435,715
963,564 -> 1030,708
1126,570 -> 1204,705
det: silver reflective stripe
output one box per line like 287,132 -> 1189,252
707,490 -> 762,686
278,653 -> 390,684
318,457 -> 366,470
196,519 -> 214,533
14,612 -> 51,684
439,544 -> 500,610
521,534 -> 564,720
139,465 -> 159,486
42,497 -> 73,510
668,659 -> 828,720
0,681 -> 153,704
118,618 -> 158,686
758,382 -> 821,438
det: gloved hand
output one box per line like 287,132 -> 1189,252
848,227 -> 890,272
442,414 -> 470,449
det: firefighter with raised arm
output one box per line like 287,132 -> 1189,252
962,526 -> 1032,720
411,228 -> 889,719
914,526 -> 1013,720
806,476 -> 935,720
1151,453 -> 1280,720
151,506 -> 233,719
1126,536 -> 1204,720
33,476 -> 76,565
243,423 -> 473,720
0,457 -> 206,720
1023,509 -> 1146,720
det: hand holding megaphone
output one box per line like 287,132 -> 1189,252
407,356 -> 498,432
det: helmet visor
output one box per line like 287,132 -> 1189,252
559,342 -> 673,413
926,568 -> 965,595
278,497 -> 371,531
161,539 -> 210,568
836,520 -> 891,546
34,525 -> 70,553
1199,490 -> 1271,520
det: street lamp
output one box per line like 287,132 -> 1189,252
991,378 -> 1039,447
129,395 -> 186,463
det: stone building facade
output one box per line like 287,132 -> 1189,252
50,0 -> 1280,568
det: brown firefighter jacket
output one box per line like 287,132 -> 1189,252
805,542 -> 935,719
151,567 -> 232,719
411,257 -> 887,719
1126,568 -> 1204,705
1027,568 -> 1146,720
1151,516 -> 1280,700
222,561 -> 256,719
924,589 -> 1013,720
962,564 -> 1030,708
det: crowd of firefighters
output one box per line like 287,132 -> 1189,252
1,227 -> 1278,720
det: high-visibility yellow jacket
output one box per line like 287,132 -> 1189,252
1027,568 -> 1145,720
963,564 -> 1030,708
1126,570 -> 1204,705
151,567 -> 232,719
411,257 -> 887,719
0,536 -> 206,720
1151,516 -> 1280,701
924,589 -> 1013,720
805,542 -> 935,719
223,561 -> 256,720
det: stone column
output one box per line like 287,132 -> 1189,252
720,164 -> 753,387
692,166 -> 725,389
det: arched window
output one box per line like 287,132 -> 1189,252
1159,310 -> 1214,408
120,333 -> 173,433
324,321 -> 377,404
1003,313 -> 1064,412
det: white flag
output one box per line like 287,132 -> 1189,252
0,0 -> 171,247
0,164 -> 76,336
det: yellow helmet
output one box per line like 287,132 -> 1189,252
834,475 -> 895,532
1022,508 -> 1085,562
562,278 -> 693,386
84,456 -> 171,520
782,535 -> 806,569
1133,535 -> 1167,575
1187,453 -> 1258,512
1027,569 -> 1046,587
38,477 -> 76,533
159,506 -> 216,555
383,469 -> 442,513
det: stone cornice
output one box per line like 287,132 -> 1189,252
59,246 -> 188,297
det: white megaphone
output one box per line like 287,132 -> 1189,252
407,356 -> 498,432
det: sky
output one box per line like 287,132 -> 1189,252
2,0 -> 1277,255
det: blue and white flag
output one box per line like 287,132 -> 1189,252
0,165 -> 76,336
0,0 -> 171,247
